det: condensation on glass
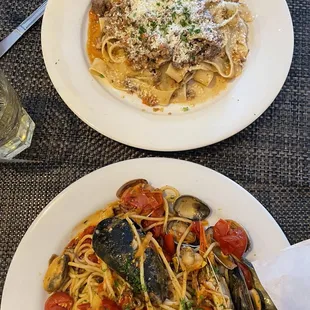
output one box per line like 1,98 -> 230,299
0,70 -> 35,159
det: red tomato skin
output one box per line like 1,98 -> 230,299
214,219 -> 247,259
77,303 -> 91,310
45,292 -> 74,310
237,262 -> 253,290
214,219 -> 230,240
190,221 -> 201,239
163,233 -> 176,255
101,297 -> 122,310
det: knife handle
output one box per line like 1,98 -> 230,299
16,0 -> 48,35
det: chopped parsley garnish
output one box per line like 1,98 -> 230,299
113,279 -> 120,288
194,28 -> 201,33
182,107 -> 189,112
180,298 -> 193,310
172,11 -> 177,20
139,26 -> 146,34
99,74 -> 105,78
156,2 -> 161,6
180,19 -> 187,27
181,33 -> 188,42
213,265 -> 219,274
150,21 -> 157,31
183,7 -> 190,19
160,24 -> 168,34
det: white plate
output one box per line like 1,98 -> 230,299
1,158 -> 289,310
41,0 -> 293,151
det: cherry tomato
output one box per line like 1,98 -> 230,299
45,292 -> 74,310
121,184 -> 163,215
237,262 -> 253,290
214,219 -> 230,237
101,297 -> 122,310
190,221 -> 201,239
142,207 -> 164,238
163,233 -> 176,255
214,219 -> 248,259
88,253 -> 99,263
77,303 -> 91,310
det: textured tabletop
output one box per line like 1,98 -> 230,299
0,0 -> 309,301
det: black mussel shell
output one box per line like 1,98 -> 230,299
92,218 -> 168,304
228,266 -> 255,310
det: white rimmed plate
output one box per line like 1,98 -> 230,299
1,158 -> 289,309
41,0 -> 293,151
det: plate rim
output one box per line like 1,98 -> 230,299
41,0 -> 294,151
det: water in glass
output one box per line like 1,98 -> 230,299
0,70 -> 35,159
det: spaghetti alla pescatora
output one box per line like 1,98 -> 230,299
87,0 -> 252,106
43,179 -> 275,310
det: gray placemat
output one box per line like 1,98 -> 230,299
0,0 -> 309,301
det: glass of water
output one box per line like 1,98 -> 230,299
0,70 -> 35,159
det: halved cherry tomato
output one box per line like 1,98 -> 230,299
101,297 -> 122,310
163,233 -> 176,256
77,303 -> 91,310
214,219 -> 248,259
121,184 -> 163,215
45,292 -> 74,310
214,219 -> 230,237
142,207 -> 164,238
237,262 -> 253,290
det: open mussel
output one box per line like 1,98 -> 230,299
173,195 -> 211,220
43,254 -> 69,293
92,218 -> 168,304
242,258 -> 277,310
167,220 -> 198,246
228,266 -> 255,310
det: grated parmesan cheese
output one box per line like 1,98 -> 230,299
103,0 -> 223,69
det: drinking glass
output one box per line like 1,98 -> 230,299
0,70 -> 35,159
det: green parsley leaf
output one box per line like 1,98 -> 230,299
181,33 -> 188,42
182,107 -> 189,112
150,21 -> 157,31
139,26 -> 146,34
194,28 -> 201,33
180,19 -> 187,27
99,74 -> 105,78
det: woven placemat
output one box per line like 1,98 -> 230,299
0,0 -> 309,300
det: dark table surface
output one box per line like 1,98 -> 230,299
0,0 -> 309,301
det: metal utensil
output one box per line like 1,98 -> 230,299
0,0 -> 48,58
